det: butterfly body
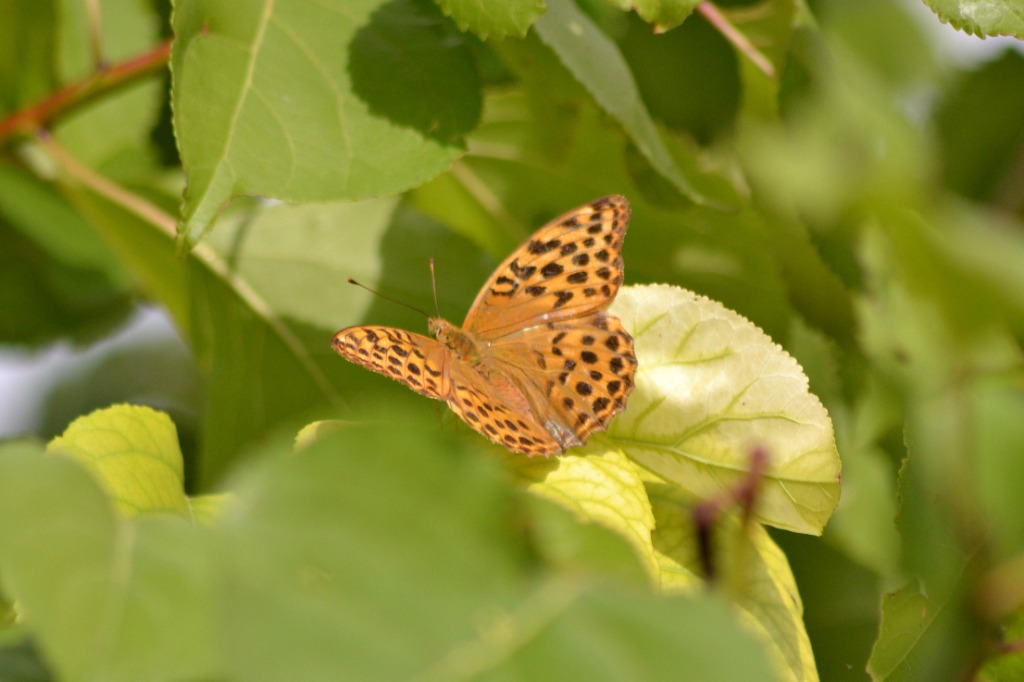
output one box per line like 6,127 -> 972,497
333,195 -> 637,457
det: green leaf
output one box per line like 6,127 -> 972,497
0,441 -> 220,682
632,0 -> 700,33
856,237 -> 1000,682
0,0 -> 58,113
0,217 -> 132,346
0,628 -> 51,682
820,0 -> 937,91
856,219 -> 1024,604
721,0 -> 799,121
617,13 -> 740,141
59,185 -> 342,484
922,0 -> 1024,38
505,440 -> 659,581
201,197 -> 493,337
218,421 -> 523,681
519,493 -> 652,586
52,0 -> 164,172
0,163 -> 128,275
609,284 -> 841,535
435,0 -> 547,39
203,197 -> 403,330
0,163 -> 134,345
867,580 -> 981,681
867,582 -> 931,681
217,421 -> 777,681
817,370 -> 901,580
534,0 -> 733,208
490,587 -> 780,681
172,0 -> 481,245
742,65 -> 925,228
46,403 -> 190,517
1,410 -> 782,680
188,492 -> 233,525
32,327 -> 201,447
186,249 -> 343,483
975,380 -> 1024,555
825,440 -> 900,579
625,203 -> 792,340
935,50 -> 1024,205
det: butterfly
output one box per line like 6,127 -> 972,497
332,195 -> 637,457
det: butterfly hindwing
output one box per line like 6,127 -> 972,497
331,326 -> 450,400
463,195 -> 629,338
445,365 -> 562,456
490,312 -> 637,445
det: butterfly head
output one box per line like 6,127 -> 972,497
427,317 -> 446,339
430,317 -> 480,363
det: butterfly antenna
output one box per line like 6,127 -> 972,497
429,258 -> 442,318
347,279 -> 431,318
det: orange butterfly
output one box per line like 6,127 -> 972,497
332,195 -> 637,456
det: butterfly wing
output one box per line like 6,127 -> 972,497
462,195 -> 630,338
488,312 -> 638,450
333,195 -> 635,457
333,324 -> 559,454
332,326 -> 451,400
444,363 -> 562,456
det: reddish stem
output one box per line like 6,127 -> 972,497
698,1 -> 776,79
0,38 -> 172,143
1000,639 -> 1024,655
692,445 -> 770,580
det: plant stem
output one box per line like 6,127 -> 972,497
85,0 -> 105,67
698,2 -> 776,79
39,131 -> 177,238
0,38 -> 172,145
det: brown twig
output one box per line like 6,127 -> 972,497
0,38 -> 172,144
999,639 -> 1024,655
692,444 -> 770,580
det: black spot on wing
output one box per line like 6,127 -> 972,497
541,262 -> 564,278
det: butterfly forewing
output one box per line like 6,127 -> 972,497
331,326 -> 450,400
463,195 -> 629,338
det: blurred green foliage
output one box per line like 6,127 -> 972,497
1,0 -> 1023,679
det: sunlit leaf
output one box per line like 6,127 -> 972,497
609,284 -> 841,535
506,440 -> 660,581
633,0 -> 700,33
922,0 -> 1024,38
47,403 -> 189,517
0,442 -> 220,682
